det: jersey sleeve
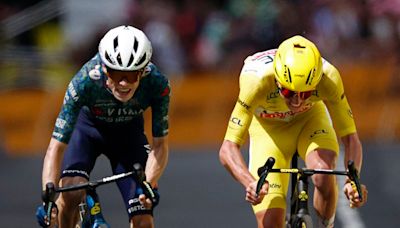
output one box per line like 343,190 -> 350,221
224,57 -> 269,145
52,67 -> 90,143
150,67 -> 170,137
320,61 -> 357,137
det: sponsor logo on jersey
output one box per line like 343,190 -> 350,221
68,82 -> 79,102
269,183 -> 281,189
88,65 -> 102,80
250,49 -> 277,61
55,118 -> 66,129
348,109 -> 353,118
237,98 -> 250,110
257,104 -> 312,120
91,107 -> 103,115
163,129 -> 169,135
230,117 -> 244,126
142,64 -> 152,77
310,129 -> 328,138
106,108 -> 144,116
63,93 -> 70,105
163,115 -> 169,121
160,86 -> 170,97
52,132 -> 63,139
267,90 -> 280,100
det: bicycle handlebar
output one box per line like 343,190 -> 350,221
42,163 -> 158,227
255,157 -> 363,202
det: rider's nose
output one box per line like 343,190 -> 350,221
290,95 -> 303,107
118,77 -> 129,85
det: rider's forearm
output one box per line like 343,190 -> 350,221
42,138 -> 67,190
145,136 -> 169,187
341,132 -> 363,173
219,140 -> 255,188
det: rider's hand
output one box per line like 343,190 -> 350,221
36,204 -> 58,227
138,182 -> 160,209
246,180 -> 269,205
37,182 -> 58,227
343,180 -> 368,208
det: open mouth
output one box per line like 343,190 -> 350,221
289,102 -> 302,108
116,88 -> 132,96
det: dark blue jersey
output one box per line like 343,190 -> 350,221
53,53 -> 170,143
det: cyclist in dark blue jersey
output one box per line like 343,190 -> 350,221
37,25 -> 170,228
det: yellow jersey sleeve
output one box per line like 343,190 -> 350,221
224,54 -> 273,145
318,60 -> 357,137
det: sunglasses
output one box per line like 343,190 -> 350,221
106,69 -> 143,84
278,86 -> 314,99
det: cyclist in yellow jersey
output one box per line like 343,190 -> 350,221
219,35 -> 368,228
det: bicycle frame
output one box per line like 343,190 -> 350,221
256,156 -> 363,228
77,187 -> 109,228
42,163 -> 157,227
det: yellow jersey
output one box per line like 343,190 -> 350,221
224,49 -> 356,146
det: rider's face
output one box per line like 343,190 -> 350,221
284,94 -> 308,112
276,82 -> 313,112
105,68 -> 143,102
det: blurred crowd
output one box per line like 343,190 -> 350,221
1,0 -> 400,146
1,0 -> 400,78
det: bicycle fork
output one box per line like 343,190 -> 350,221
289,173 -> 313,227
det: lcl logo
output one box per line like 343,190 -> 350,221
231,117 -> 243,126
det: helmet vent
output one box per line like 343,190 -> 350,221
294,44 -> 305,48
113,37 -> 119,51
127,54 -> 134,66
305,70 -> 313,85
133,37 -> 139,52
105,51 -> 113,64
287,68 -> 292,83
116,53 -> 123,65
135,53 -> 147,67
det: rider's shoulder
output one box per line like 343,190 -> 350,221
244,49 -> 277,64
141,62 -> 169,84
75,54 -> 106,83
241,49 -> 276,80
317,58 -> 345,96
321,58 -> 343,83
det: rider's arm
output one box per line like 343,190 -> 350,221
146,69 -> 170,187
145,136 -> 169,187
341,132 -> 363,172
42,138 -> 67,190
321,61 -> 367,206
219,60 -> 267,185
42,68 -> 88,190
219,140 -> 255,188
320,62 -> 362,170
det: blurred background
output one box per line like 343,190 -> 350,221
0,0 -> 399,227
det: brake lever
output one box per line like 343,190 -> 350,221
256,157 -> 275,197
347,160 -> 363,201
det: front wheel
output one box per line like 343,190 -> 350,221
290,214 -> 313,228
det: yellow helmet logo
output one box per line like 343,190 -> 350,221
274,35 -> 323,92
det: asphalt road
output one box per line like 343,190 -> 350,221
0,142 -> 398,227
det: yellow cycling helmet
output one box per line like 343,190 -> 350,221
273,35 -> 323,92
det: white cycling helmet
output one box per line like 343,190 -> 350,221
99,25 -> 153,71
